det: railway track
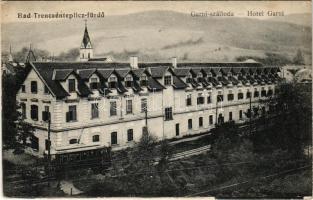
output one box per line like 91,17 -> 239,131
154,145 -> 211,164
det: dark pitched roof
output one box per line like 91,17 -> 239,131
53,69 -> 74,81
147,77 -> 165,91
29,62 -> 128,98
229,76 -> 239,85
190,78 -> 200,88
220,67 -> 231,75
97,69 -> 114,79
218,76 -> 230,86
208,77 -> 220,86
211,68 -> 221,76
173,68 -> 190,77
138,63 -> 172,68
202,68 -> 211,76
173,76 -> 187,89
116,81 -> 128,93
177,62 -> 263,68
190,68 -> 202,75
77,80 -> 92,96
132,68 -> 146,78
238,75 -> 248,85
231,67 -> 242,74
249,67 -> 257,74
115,69 -> 130,78
150,66 -> 168,78
77,68 -> 96,80
131,81 -> 142,92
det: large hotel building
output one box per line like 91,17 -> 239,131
16,25 -> 282,157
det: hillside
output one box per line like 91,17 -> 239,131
1,11 -> 311,63
268,13 -> 311,27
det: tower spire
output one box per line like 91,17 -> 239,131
8,45 -> 13,62
26,43 -> 36,63
80,21 -> 93,61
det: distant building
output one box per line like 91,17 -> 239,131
16,25 -> 283,158
281,64 -> 311,82
2,46 -> 35,75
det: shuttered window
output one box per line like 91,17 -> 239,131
66,105 -> 77,122
30,105 -> 38,121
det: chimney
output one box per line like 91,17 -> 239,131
172,57 -> 177,68
130,56 -> 138,69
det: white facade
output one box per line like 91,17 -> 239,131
17,64 -> 278,158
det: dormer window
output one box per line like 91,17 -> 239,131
109,76 -> 117,88
90,78 -> 99,90
164,75 -> 172,86
68,79 -> 76,93
140,75 -> 148,86
197,73 -> 203,82
186,74 -> 192,83
125,76 -> 133,88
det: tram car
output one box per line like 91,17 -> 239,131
48,147 -> 112,172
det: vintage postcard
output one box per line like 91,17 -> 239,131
1,1 -> 312,198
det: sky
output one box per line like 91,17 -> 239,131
1,1 -> 311,23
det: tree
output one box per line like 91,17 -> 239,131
2,69 -> 34,152
211,121 -> 241,157
12,47 -> 49,62
293,49 -> 305,65
265,81 -> 311,156
157,140 -> 174,172
56,48 -> 80,61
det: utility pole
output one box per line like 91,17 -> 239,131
48,118 -> 51,167
145,107 -> 148,127
249,93 -> 252,135
215,98 -> 218,125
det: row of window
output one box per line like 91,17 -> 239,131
186,89 -> 274,106
23,75 -> 149,95
68,129 -> 135,146
21,81 -> 50,94
23,98 -> 148,123
21,103 -> 50,121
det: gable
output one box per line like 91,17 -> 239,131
18,68 -> 54,96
